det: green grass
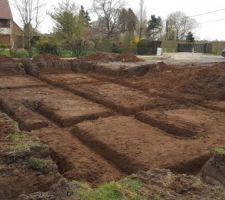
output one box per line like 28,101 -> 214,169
60,50 -> 74,58
0,49 -> 10,56
75,178 -> 146,200
152,194 -> 161,200
7,132 -> 25,142
214,147 -> 225,155
29,157 -> 51,173
7,130 -> 43,153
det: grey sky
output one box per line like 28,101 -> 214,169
9,0 -> 225,40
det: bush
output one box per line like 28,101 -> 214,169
29,157 -> 51,173
60,50 -> 73,58
0,43 -> 6,49
36,37 -> 60,56
112,43 -> 122,54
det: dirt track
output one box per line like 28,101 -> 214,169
1,58 -> 225,185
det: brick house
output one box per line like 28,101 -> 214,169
0,0 -> 24,49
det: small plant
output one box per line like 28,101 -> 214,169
212,187 -> 224,197
214,147 -> 225,155
120,177 -> 143,193
74,177 -> 146,200
29,157 -> 50,173
152,194 -> 161,200
7,132 -> 25,142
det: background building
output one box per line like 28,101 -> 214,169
0,0 -> 24,49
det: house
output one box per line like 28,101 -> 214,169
0,0 -> 24,49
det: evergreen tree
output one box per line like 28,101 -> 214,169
186,32 -> 195,42
146,15 -> 163,40
79,5 -> 91,25
50,1 -> 89,56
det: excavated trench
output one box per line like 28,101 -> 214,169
1,60 -> 225,185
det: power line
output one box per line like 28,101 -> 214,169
190,8 -> 225,17
200,18 -> 225,24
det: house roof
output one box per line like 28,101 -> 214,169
0,0 -> 13,20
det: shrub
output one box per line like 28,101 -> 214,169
0,43 -> 6,49
36,37 -> 60,56
112,43 -> 122,54
29,157 -> 51,173
60,50 -> 73,58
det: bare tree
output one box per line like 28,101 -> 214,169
165,11 -> 198,41
93,0 -> 124,38
14,0 -> 44,50
138,0 -> 146,39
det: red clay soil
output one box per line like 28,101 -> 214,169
120,63 -> 225,100
0,56 -> 15,62
66,82 -> 172,115
73,115 -> 223,174
0,87 -> 113,128
80,52 -> 143,62
136,106 -> 225,138
0,98 -> 49,131
39,73 -> 99,86
1,61 -> 225,188
0,75 -> 46,89
203,100 -> 225,112
33,53 -> 61,62
32,127 -> 123,184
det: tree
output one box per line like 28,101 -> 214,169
93,0 -> 124,38
165,11 -> 198,41
79,5 -> 91,25
138,0 -> 147,39
50,0 -> 89,56
119,8 -> 137,34
118,8 -> 138,51
14,0 -> 44,51
186,32 -> 195,42
146,15 -> 163,41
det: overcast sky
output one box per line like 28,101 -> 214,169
9,0 -> 225,41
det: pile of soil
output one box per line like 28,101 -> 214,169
81,52 -> 143,63
123,62 -> 225,100
178,63 -> 225,99
33,54 -> 61,62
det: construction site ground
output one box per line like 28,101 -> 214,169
0,54 -> 225,199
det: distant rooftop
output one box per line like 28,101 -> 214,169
0,0 -> 13,20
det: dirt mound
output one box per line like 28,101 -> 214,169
81,52 -> 143,62
178,63 -> 225,99
121,62 -> 225,100
33,54 -> 61,62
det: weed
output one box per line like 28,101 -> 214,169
152,194 -> 161,200
214,147 -> 225,155
84,182 -> 125,200
7,132 -> 25,142
11,121 -> 19,129
120,177 -> 143,192
212,187 -> 224,197
29,157 -> 50,173
75,178 -> 146,200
